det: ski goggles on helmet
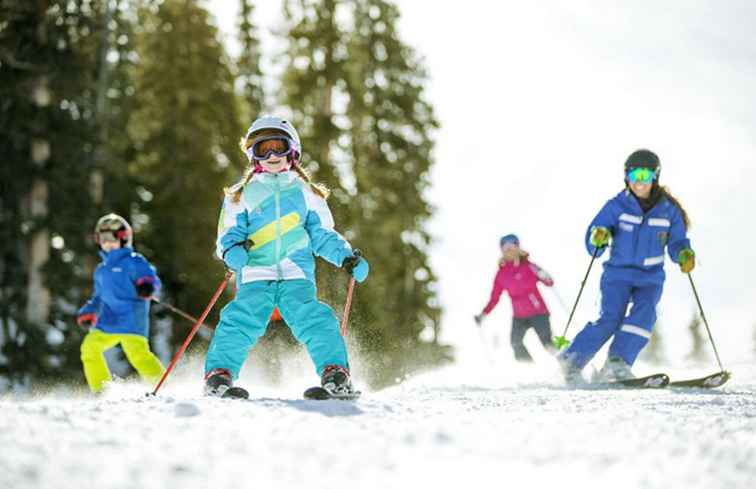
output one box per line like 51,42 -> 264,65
245,135 -> 296,161
626,167 -> 657,184
96,220 -> 129,243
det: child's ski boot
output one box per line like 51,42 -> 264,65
304,365 -> 361,400
204,368 -> 249,399
321,365 -> 355,396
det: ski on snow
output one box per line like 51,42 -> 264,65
600,371 -> 730,389
606,373 -> 669,388
303,386 -> 362,401
219,386 -> 250,399
209,385 -> 362,400
667,371 -> 730,389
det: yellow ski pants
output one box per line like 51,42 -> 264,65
80,329 -> 164,392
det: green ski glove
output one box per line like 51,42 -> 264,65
552,335 -> 571,351
678,248 -> 695,273
589,226 -> 611,248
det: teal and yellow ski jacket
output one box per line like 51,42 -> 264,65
216,172 -> 353,285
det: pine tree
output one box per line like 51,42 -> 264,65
237,0 -> 265,120
345,0 -> 450,385
128,0 -> 244,348
0,0 -> 106,386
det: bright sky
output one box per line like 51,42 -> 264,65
207,0 -> 756,366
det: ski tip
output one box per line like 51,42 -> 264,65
668,371 -> 732,389
303,386 -> 332,400
221,386 -> 250,399
708,370 -> 731,388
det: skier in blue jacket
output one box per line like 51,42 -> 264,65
203,116 -> 369,398
77,214 -> 164,392
560,149 -> 695,382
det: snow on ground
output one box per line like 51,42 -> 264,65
0,354 -> 756,489
1,355 -> 755,489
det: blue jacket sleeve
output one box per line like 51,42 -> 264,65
215,193 -> 250,270
303,187 -> 353,267
78,270 -> 102,315
584,199 -> 616,257
666,205 -> 691,263
129,253 -> 162,299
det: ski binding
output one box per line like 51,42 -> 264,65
606,372 -> 670,388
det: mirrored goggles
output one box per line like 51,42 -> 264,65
245,136 -> 295,161
627,167 -> 657,184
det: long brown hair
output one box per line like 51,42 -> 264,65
225,130 -> 330,202
659,185 -> 691,230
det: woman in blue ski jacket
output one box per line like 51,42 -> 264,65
559,149 -> 695,382
203,116 -> 369,398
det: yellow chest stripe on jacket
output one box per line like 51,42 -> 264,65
248,212 -> 301,250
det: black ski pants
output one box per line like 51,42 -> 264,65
511,314 -> 554,361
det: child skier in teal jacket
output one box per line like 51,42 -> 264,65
204,116 -> 368,398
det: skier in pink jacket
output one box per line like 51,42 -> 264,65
475,234 -> 557,361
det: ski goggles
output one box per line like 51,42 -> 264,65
245,135 -> 296,161
626,167 -> 657,184
96,220 -> 129,243
96,229 -> 128,243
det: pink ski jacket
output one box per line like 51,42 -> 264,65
482,259 -> 553,318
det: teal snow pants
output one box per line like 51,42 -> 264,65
204,279 -> 348,379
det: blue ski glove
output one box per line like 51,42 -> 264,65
342,251 -> 369,283
222,244 -> 248,272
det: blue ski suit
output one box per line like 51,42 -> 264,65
562,189 -> 691,369
78,247 -> 162,337
205,172 -> 355,379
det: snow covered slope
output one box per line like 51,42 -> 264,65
2,361 -> 755,489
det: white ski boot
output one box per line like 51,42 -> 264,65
595,356 -> 635,383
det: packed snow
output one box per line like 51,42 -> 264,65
2,347 -> 755,489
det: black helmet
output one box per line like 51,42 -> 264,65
624,149 -> 660,173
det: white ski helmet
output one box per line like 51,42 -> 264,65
243,116 -> 301,162
94,213 -> 133,248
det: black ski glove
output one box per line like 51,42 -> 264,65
342,249 -> 362,275
135,279 -> 155,299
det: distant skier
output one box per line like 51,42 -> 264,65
474,234 -> 557,361
204,116 -> 368,398
77,214 -> 165,393
559,149 -> 695,382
